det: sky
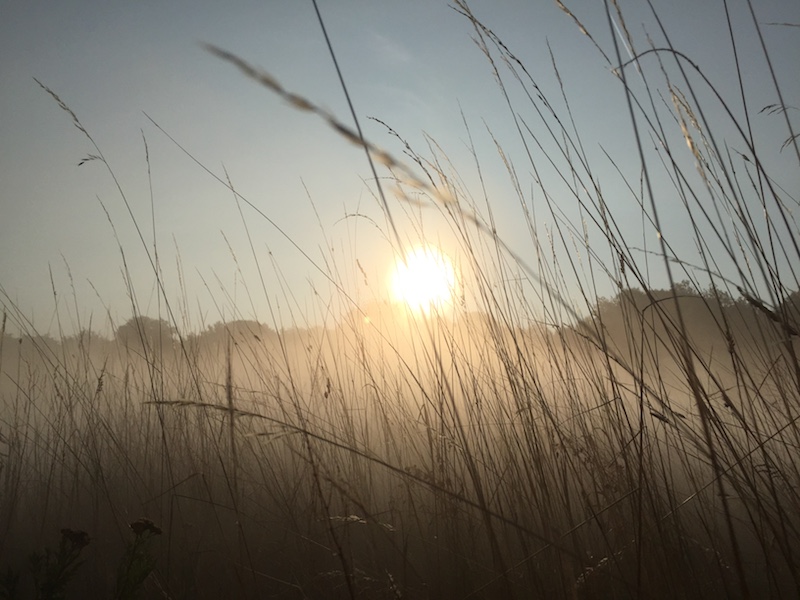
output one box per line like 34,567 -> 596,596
1,0 -> 798,337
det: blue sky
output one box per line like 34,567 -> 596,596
1,1 -> 798,336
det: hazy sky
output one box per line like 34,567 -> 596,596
1,1 -> 798,336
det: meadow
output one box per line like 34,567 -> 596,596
1,1 -> 799,598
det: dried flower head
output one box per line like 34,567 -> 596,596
60,528 -> 91,549
129,518 -> 162,537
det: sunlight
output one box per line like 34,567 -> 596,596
390,245 -> 457,314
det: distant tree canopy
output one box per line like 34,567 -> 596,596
115,316 -> 176,348
583,282 -> 800,351
780,290 -> 800,329
201,320 -> 277,345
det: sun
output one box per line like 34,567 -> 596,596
390,246 -> 457,314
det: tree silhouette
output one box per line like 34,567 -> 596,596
201,320 -> 277,346
115,316 -> 176,351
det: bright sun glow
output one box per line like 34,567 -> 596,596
390,246 -> 457,314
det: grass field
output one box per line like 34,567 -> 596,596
1,1 -> 799,598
